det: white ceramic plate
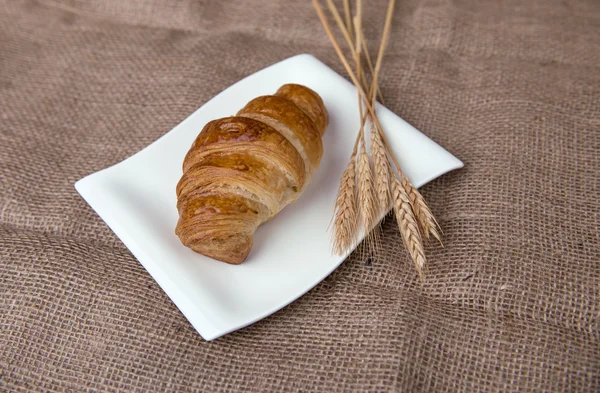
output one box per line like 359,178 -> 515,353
75,54 -> 463,341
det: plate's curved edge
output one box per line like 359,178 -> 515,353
413,157 -> 464,189
204,250 -> 351,341
74,178 -> 222,341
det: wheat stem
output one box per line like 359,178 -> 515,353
369,0 -> 395,106
325,0 -> 372,96
355,21 -> 384,105
343,0 -> 354,47
314,0 -> 392,150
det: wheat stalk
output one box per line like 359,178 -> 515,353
326,0 -> 375,99
315,0 -> 442,278
314,0 -> 385,116
392,176 -> 427,280
343,0 -> 354,53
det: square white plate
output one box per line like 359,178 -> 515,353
75,54 -> 463,341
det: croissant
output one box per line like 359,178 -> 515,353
175,84 -> 328,264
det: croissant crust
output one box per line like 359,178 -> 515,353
175,84 -> 328,264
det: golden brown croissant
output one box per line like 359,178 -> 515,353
175,84 -> 328,264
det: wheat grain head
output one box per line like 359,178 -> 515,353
370,124 -> 391,214
401,176 -> 442,244
392,176 -> 427,279
332,154 -> 359,255
357,141 -> 380,255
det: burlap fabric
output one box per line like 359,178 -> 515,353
1,0 -> 599,391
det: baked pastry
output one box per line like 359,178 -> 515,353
175,84 -> 328,264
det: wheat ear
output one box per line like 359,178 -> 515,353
332,153 -> 359,255
370,122 -> 391,213
392,176 -> 427,280
400,176 -> 442,244
357,139 -> 380,254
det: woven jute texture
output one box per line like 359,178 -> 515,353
1,0 -> 599,391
